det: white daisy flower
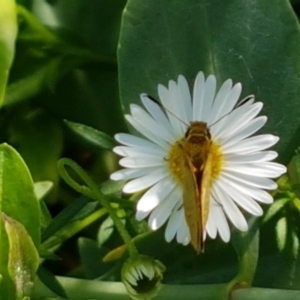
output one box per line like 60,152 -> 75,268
110,72 -> 286,250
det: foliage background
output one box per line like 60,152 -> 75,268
1,0 -> 300,299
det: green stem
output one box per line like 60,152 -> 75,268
41,207 -> 107,251
58,158 -> 138,257
33,277 -> 300,300
57,159 -> 95,199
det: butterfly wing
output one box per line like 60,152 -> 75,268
200,148 -> 213,243
182,157 -> 203,253
182,147 -> 212,253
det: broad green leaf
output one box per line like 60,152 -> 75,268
64,120 -> 116,150
0,0 -> 17,106
0,144 -> 40,299
118,0 -> 300,163
3,214 -> 39,300
8,110 -> 63,187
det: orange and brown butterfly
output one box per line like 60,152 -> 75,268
147,95 -> 253,253
178,121 -> 212,253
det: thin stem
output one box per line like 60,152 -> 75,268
33,276 -> 300,300
57,159 -> 95,199
57,158 -> 138,257
41,207 -> 107,251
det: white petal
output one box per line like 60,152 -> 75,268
126,115 -> 168,148
176,208 -> 190,243
222,134 -> 279,155
224,151 -> 278,163
115,133 -> 165,151
206,200 -> 230,242
119,157 -> 165,168
136,178 -> 176,220
192,71 -> 205,121
114,146 -> 165,158
177,75 -> 193,122
148,189 -> 181,230
110,167 -> 158,181
158,83 -> 185,138
222,181 -> 263,216
210,81 -> 241,124
198,75 -> 217,123
211,101 -> 261,140
223,162 -> 286,178
123,167 -> 168,193
130,104 -> 175,143
140,94 -> 174,135
219,175 -> 274,204
212,183 -> 248,231
165,209 -> 182,242
222,171 -> 277,190
222,116 -> 267,146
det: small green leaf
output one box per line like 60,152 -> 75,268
263,198 -> 290,223
292,230 -> 299,259
0,0 -> 17,106
292,198 -> 300,213
276,217 -> 287,251
34,182 -> 53,231
288,154 -> 300,197
100,179 -> 126,195
34,181 -> 53,200
64,120 -> 116,150
3,214 -> 39,300
98,216 -> 114,247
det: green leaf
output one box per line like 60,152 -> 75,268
64,120 -> 116,150
0,0 -> 17,106
288,154 -> 300,197
118,0 -> 300,164
2,214 -> 39,300
37,266 -> 67,299
98,216 -> 114,247
34,181 -> 53,230
34,181 -> 53,200
263,198 -> 290,223
41,195 -> 90,242
78,238 -> 113,279
0,143 -> 40,299
291,230 -> 299,259
276,217 -> 287,251
230,217 -> 259,287
8,110 -> 64,186
100,179 -> 125,196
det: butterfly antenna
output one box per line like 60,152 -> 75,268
209,95 -> 254,128
145,94 -> 190,127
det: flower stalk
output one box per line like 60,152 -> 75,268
58,158 -> 138,257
